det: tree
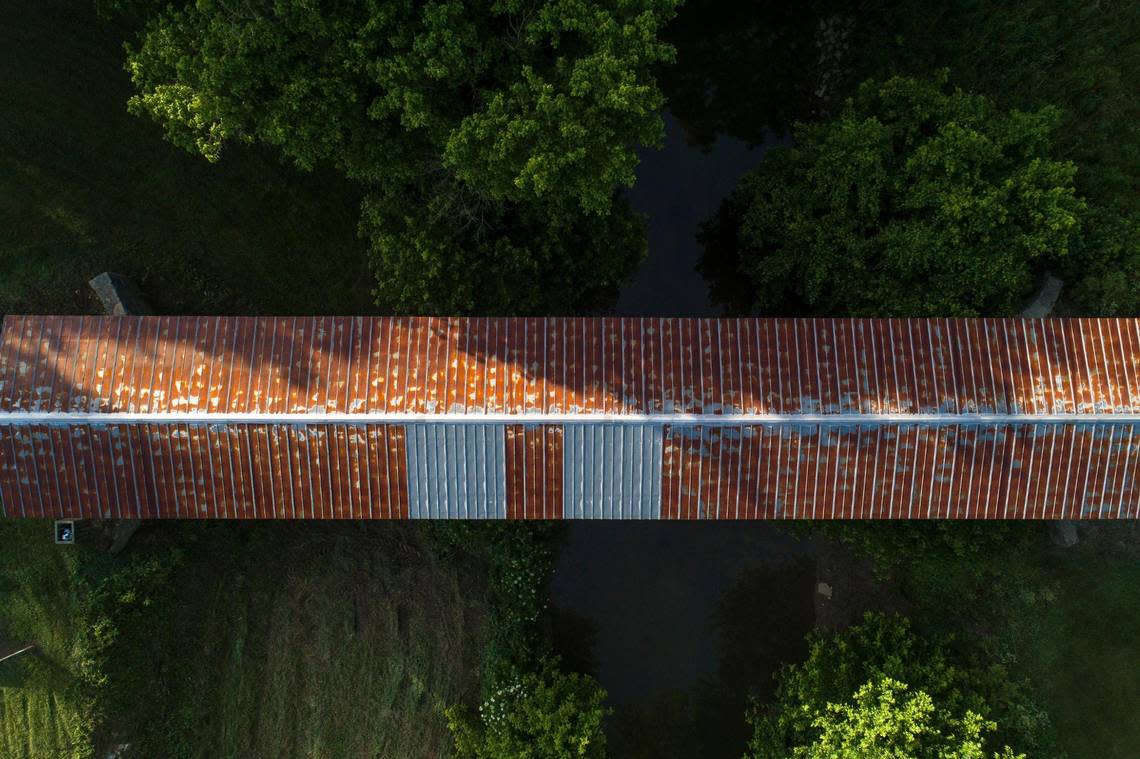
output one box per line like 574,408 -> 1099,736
699,74 -> 1086,317
779,677 -> 1023,759
446,657 -> 610,759
359,182 -> 646,314
746,614 -> 1025,759
119,0 -> 678,314
847,0 -> 1140,316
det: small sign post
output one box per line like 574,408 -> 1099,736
54,520 -> 75,545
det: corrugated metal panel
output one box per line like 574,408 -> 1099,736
1,421 -> 1138,520
405,423 -> 505,519
504,425 -> 564,519
562,424 -> 662,519
655,421 -> 1140,520
5,315 -> 1140,418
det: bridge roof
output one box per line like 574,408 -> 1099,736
0,315 -> 1138,519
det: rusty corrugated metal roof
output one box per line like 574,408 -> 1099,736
0,315 -> 1137,519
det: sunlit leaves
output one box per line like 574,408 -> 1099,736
122,0 -> 677,313
700,76 -> 1086,317
746,614 -> 1025,759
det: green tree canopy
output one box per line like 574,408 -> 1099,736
120,0 -> 678,314
862,2 -> 1138,195
781,677 -> 1023,759
747,613 -> 1024,759
699,75 -> 1086,317
849,0 -> 1140,316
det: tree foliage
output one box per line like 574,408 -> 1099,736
359,182 -> 645,313
784,677 -> 1023,759
854,0 -> 1139,213
803,521 -> 1025,581
446,657 -> 609,759
849,0 -> 1140,315
700,75 -> 1086,317
120,0 -> 678,314
747,614 -> 1024,759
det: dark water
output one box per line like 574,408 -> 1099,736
551,523 -> 816,703
550,523 -> 818,757
553,113 -> 816,756
615,112 -> 775,317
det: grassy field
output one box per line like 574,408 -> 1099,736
0,522 -> 488,759
115,523 -> 487,759
0,687 -> 85,759
1025,527 -> 1140,758
0,521 -> 94,758
0,0 -> 374,317
968,526 -> 1140,759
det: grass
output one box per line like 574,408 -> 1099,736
0,686 -> 87,759
99,522 -> 487,759
0,0 -> 375,317
950,525 -> 1140,759
0,522 -> 489,759
1021,528 -> 1140,759
0,521 -> 94,759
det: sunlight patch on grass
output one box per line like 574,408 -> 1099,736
0,520 -> 94,759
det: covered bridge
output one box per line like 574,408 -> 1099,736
0,315 -> 1137,520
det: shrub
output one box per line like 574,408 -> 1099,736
446,657 -> 610,759
802,521 -> 1030,580
425,522 -> 561,685
769,676 -> 1024,759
